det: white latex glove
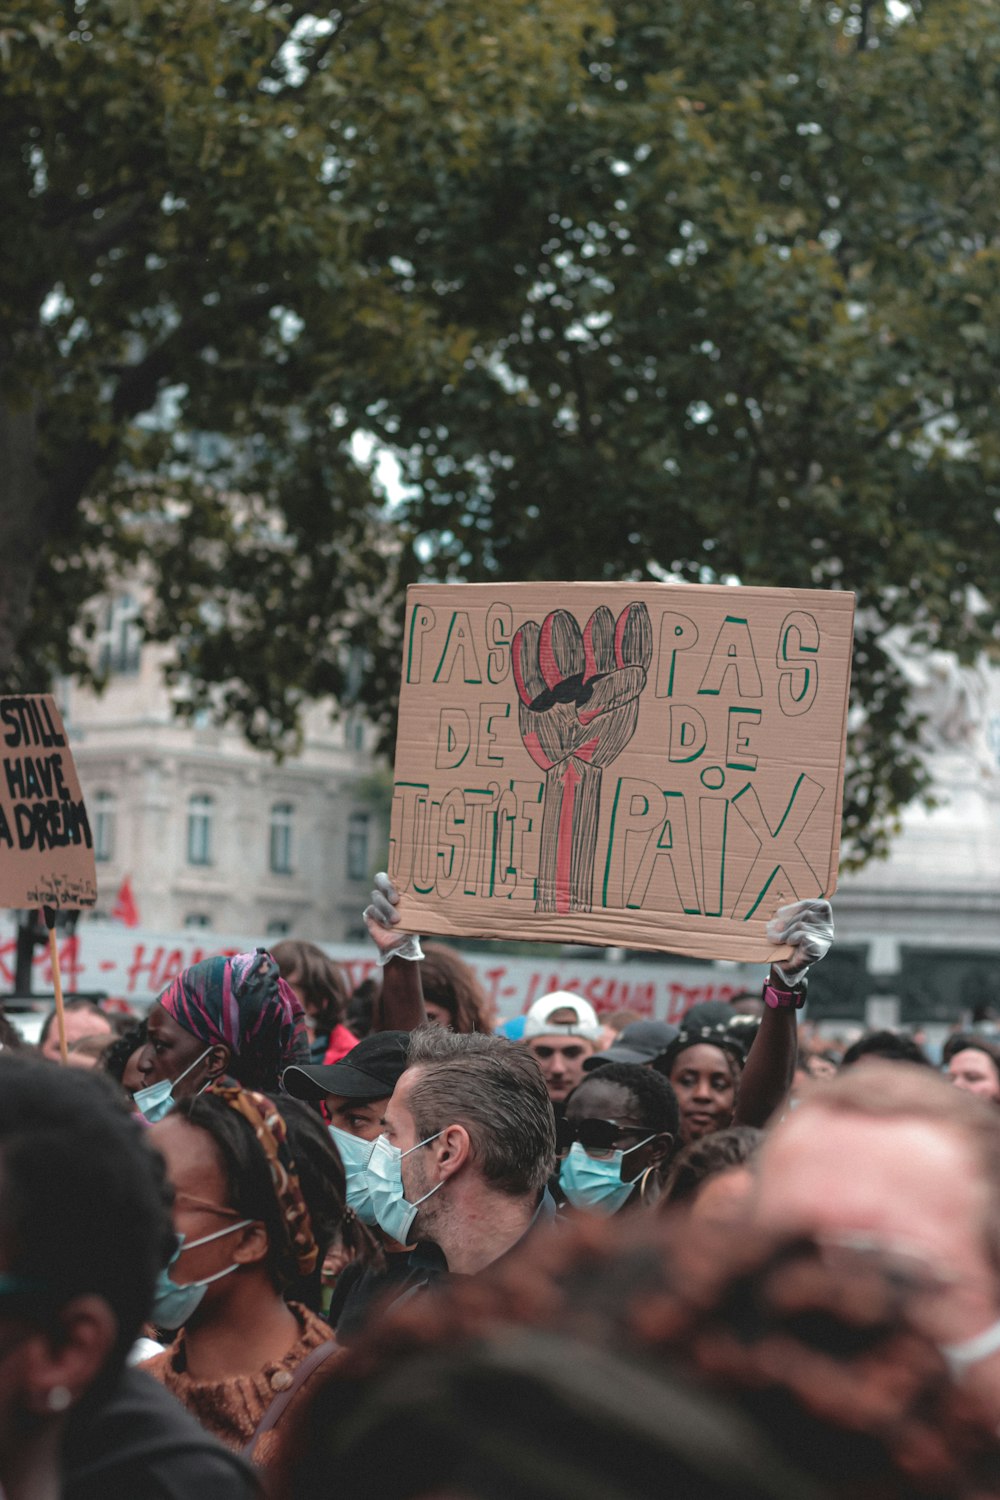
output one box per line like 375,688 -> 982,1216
363,872 -> 424,967
766,899 -> 834,986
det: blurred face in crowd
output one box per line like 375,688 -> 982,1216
122,1044 -> 146,1094
423,1001 -> 452,1029
526,1035 -> 594,1104
281,976 -> 313,1033
668,1044 -> 736,1144
325,1093 -> 388,1141
688,1166 -> 756,1233
948,1048 -> 1000,1103
752,1103 -> 1000,1415
40,1007 -> 112,1062
807,1054 -> 838,1081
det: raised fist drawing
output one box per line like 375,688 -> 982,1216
512,602 -> 652,914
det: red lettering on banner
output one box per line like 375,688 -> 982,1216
666,982 -> 744,1023
481,966 -> 509,1012
158,949 -> 189,989
37,936 -> 83,991
126,946 -> 164,993
580,977 -> 659,1018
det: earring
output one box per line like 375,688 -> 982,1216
47,1386 -> 72,1413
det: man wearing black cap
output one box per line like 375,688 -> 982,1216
283,1031 -> 410,1141
285,1032 -> 421,1343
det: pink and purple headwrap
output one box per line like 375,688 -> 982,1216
159,949 -> 308,1092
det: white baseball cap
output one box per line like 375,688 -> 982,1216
522,992 -> 603,1043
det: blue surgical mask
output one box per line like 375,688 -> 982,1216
134,1048 -> 212,1123
559,1137 -> 654,1216
328,1125 -> 378,1225
151,1218 -> 252,1329
364,1132 -> 444,1243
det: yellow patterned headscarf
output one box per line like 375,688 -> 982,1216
208,1083 -> 319,1277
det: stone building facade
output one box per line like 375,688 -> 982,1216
61,600 -> 385,942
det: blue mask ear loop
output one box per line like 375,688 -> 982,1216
175,1218 -> 255,1258
175,1046 -> 214,1091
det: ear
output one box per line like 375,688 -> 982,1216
22,1295 -> 118,1417
231,1220 -> 270,1269
648,1133 -> 674,1167
204,1044 -> 231,1081
433,1125 -> 471,1179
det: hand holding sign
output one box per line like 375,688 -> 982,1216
512,603 -> 652,915
363,873 -> 424,968
766,899 -> 834,984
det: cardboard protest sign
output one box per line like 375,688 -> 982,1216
390,583 -> 855,962
0,695 -> 97,911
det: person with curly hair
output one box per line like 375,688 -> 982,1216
283,1213 -> 1000,1500
659,1124 -> 763,1219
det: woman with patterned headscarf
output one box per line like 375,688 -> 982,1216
133,950 -> 309,1119
143,1085 -> 373,1492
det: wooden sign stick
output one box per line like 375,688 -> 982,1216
43,906 -> 68,1065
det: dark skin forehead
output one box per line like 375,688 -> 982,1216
669,1043 -> 735,1078
147,1002 -> 206,1057
565,1077 -> 643,1128
151,1113 -> 231,1209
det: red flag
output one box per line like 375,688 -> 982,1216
112,876 -> 140,928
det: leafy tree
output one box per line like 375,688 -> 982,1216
348,0 -> 1000,864
0,0 -> 597,735
2,0 -> 998,864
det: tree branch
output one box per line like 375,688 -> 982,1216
45,289 -> 277,525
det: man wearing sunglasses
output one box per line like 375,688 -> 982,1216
557,1063 -> 678,1214
523,993 -> 604,1112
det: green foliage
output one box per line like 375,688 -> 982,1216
1,0 -> 998,866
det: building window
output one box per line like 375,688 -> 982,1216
266,919 -> 291,939
269,802 -> 294,875
187,794 -> 214,866
93,790 -> 115,863
96,594 -> 142,676
347,811 -> 370,881
184,913 -> 212,929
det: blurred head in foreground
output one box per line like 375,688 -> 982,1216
286,1209 -> 1000,1500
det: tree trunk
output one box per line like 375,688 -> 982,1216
0,392 -> 47,678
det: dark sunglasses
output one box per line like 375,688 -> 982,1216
557,1117 -> 651,1158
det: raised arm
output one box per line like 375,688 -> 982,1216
734,899 -> 834,1128
363,873 -> 428,1034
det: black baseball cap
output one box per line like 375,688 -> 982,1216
583,1020 -> 680,1070
282,1030 -> 410,1103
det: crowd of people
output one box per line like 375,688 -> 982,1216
2,884 -> 1000,1498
